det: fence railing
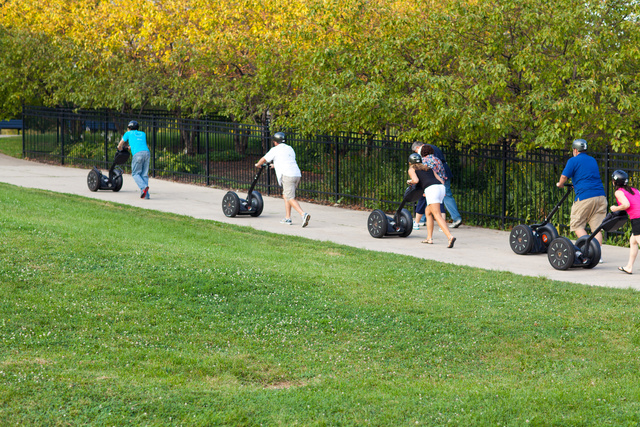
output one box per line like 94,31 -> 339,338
21,106 -> 640,238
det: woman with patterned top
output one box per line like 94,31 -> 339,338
407,152 -> 456,248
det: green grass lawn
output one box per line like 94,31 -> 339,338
1,184 -> 640,425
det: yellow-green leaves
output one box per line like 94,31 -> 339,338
1,0 -> 640,152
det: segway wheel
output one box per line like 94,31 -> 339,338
547,237 -> 575,270
87,169 -> 100,192
399,208 -> 413,237
575,236 -> 601,269
368,209 -> 388,238
222,191 -> 241,217
537,224 -> 559,253
509,224 -> 534,255
248,191 -> 264,217
112,174 -> 123,192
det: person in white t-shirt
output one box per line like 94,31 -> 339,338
255,132 -> 311,227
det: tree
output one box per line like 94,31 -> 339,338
1,0 -> 640,152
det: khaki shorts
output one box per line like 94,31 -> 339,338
281,175 -> 301,200
570,196 -> 607,233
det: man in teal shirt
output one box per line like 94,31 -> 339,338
118,120 -> 151,199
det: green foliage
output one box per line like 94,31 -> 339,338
156,150 -> 204,174
155,149 -> 243,175
3,0 -> 640,151
63,141 -> 104,161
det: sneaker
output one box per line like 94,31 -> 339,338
413,222 -> 420,230
280,218 -> 292,225
141,186 -> 149,199
145,190 -> 150,199
302,213 -> 311,228
419,220 -> 426,226
452,219 -> 462,228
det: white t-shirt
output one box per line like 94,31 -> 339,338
263,143 -> 301,184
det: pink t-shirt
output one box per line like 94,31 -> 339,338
616,187 -> 640,219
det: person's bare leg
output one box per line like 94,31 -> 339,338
284,197 -> 292,219
288,198 -> 305,217
430,204 -> 453,240
426,213 -> 434,242
623,235 -> 639,273
574,228 -> 587,238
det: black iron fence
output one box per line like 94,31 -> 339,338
21,106 -> 640,238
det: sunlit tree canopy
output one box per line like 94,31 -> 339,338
1,0 -> 639,150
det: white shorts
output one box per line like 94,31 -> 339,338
424,184 -> 445,205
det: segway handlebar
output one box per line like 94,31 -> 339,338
533,184 -> 573,229
247,162 -> 271,202
581,210 -> 628,258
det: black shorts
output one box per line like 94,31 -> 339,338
632,218 -> 640,236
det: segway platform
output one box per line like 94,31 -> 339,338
367,185 -> 423,238
87,149 -> 130,192
547,210 -> 628,270
509,185 -> 573,255
222,163 -> 269,217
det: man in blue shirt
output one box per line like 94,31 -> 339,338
556,138 -> 607,245
118,120 -> 151,199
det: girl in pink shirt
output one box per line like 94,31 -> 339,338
611,170 -> 640,274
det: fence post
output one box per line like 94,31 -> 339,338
104,110 -> 109,167
205,123 -> 210,186
334,136 -> 340,202
21,104 -> 25,158
261,114 -> 271,195
604,144 -> 611,201
152,117 -> 157,178
604,144 -> 611,240
501,139 -> 507,229
60,117 -> 65,166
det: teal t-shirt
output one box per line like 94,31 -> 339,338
123,130 -> 149,155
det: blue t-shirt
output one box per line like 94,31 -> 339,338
123,130 -> 149,155
561,153 -> 605,201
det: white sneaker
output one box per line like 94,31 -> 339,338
280,218 -> 292,225
302,213 -> 311,228
413,222 -> 420,230
452,219 -> 462,228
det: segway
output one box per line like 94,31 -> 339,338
367,185 -> 423,238
221,163 -> 269,217
547,210 -> 628,270
87,148 -> 130,192
509,184 -> 573,255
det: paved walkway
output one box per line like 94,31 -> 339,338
0,153 -> 637,291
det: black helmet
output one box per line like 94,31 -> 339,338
272,132 -> 285,144
127,120 -> 139,130
572,138 -> 587,152
408,153 -> 422,164
612,170 -> 629,187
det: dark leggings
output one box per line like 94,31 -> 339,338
416,196 -> 445,215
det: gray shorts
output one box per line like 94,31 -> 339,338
282,175 -> 301,200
